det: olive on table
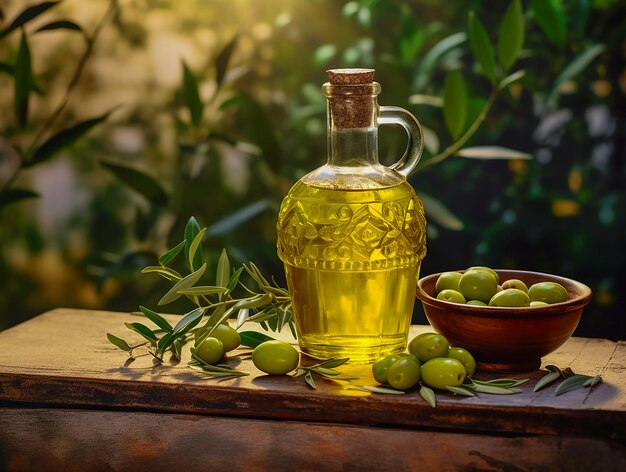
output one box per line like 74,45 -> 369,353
372,354 -> 402,384
252,340 -> 299,375
421,357 -> 467,389
447,347 -> 476,377
409,333 -> 449,363
193,337 -> 224,364
209,324 -> 241,352
386,357 -> 421,390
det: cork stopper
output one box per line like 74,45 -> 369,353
324,69 -> 378,129
326,68 -> 375,85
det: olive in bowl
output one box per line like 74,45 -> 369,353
416,269 -> 592,372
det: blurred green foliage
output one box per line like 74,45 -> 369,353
0,0 -> 624,339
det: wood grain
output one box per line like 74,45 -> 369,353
0,309 -> 624,442
1,407 -> 624,472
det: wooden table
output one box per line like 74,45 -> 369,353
0,308 -> 624,471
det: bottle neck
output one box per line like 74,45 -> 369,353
328,126 -> 378,167
324,82 -> 381,168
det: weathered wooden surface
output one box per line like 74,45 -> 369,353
0,407 -> 624,472
0,309 -> 624,442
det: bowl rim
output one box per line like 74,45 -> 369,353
416,269 -> 592,319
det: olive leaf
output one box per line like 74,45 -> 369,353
172,307 -> 205,335
534,371 -> 561,392
499,69 -> 526,89
158,240 -> 186,266
498,0 -> 524,71
177,286 -> 228,296
413,32 -> 467,92
187,228 -> 206,272
157,262 -> 206,306
239,331 -> 276,348
351,385 -> 405,395
446,386 -> 475,397
124,322 -> 158,344
189,352 -> 247,380
420,385 -> 437,407
184,217 -> 202,271
304,371 -> 317,389
139,305 -> 173,333
216,248 -> 230,288
107,333 -> 132,352
236,308 -> 250,329
141,266 -> 182,282
555,375 -> 594,396
584,375 -> 602,388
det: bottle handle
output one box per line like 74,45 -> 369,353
377,106 -> 424,178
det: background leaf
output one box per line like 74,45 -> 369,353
456,146 -> 532,160
233,93 -> 283,172
206,199 -> 274,237
467,12 -> 496,82
443,70 -> 467,140
14,30 -> 32,129
413,32 -> 466,91
548,44 -> 605,104
0,189 -> 39,210
215,35 -> 238,92
498,0 -> 524,71
0,1 -> 59,38
35,20 -> 82,33
30,111 -> 111,166
530,0 -> 566,47
182,61 -> 203,126
418,193 -> 464,231
100,161 -> 168,206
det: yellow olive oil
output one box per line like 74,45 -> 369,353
277,180 -> 427,363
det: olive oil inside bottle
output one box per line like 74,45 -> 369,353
277,180 -> 426,363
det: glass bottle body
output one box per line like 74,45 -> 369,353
276,69 -> 427,363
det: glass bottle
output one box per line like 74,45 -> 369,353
277,69 -> 427,363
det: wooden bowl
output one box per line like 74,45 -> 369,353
416,270 -> 592,372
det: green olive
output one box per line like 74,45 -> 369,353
528,282 -> 569,304
409,333 -> 449,363
467,266 -> 499,284
193,337 -> 224,365
421,357 -> 467,390
436,289 -> 466,304
435,271 -> 463,294
530,301 -> 549,307
372,354 -> 402,384
459,270 -> 498,303
209,324 -> 241,352
447,347 -> 476,377
488,288 -> 530,307
501,279 -> 529,293
466,300 -> 487,306
252,340 -> 299,375
386,357 -> 421,390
